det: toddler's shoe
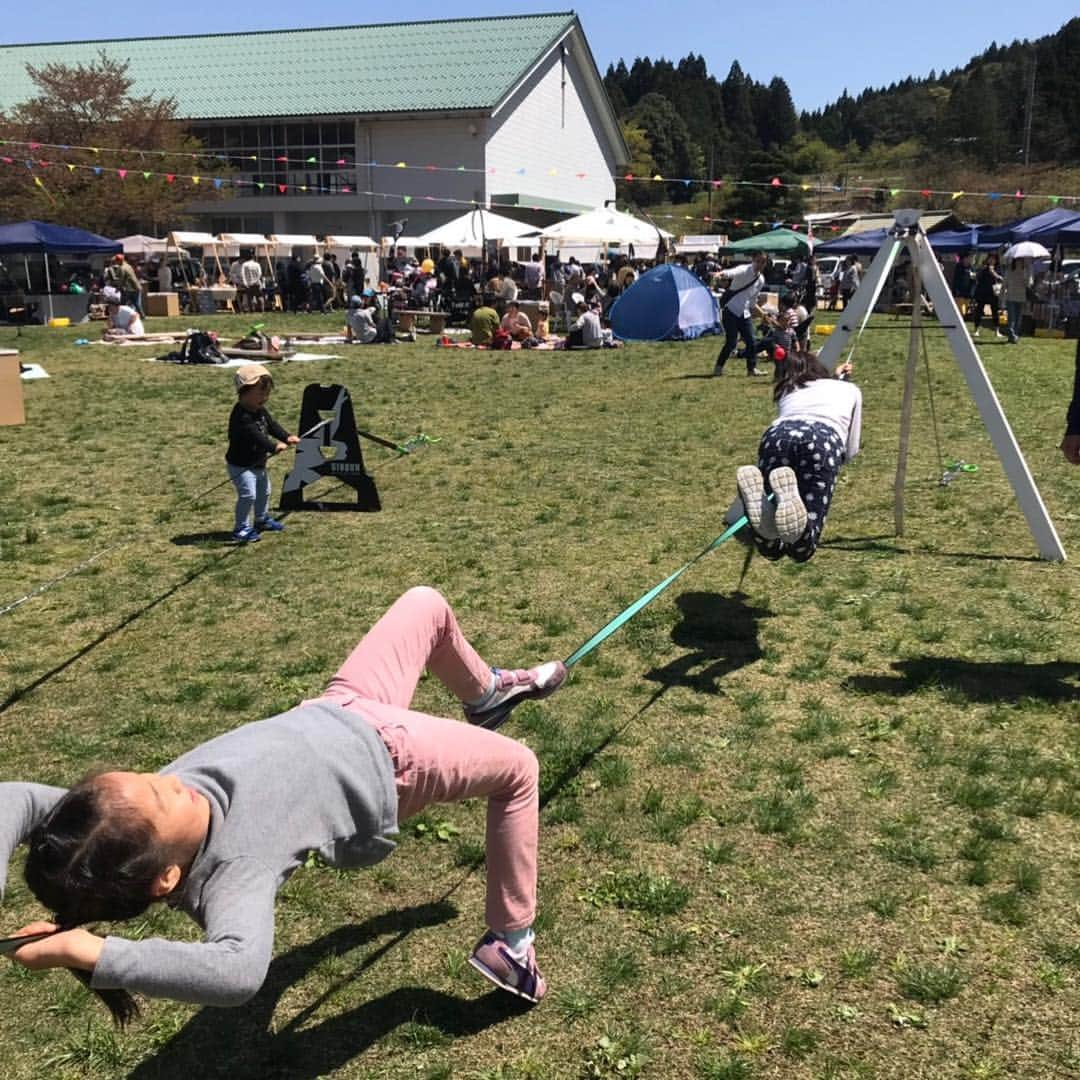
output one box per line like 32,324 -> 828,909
255,516 -> 285,532
469,931 -> 546,1004
232,525 -> 261,543
464,662 -> 567,730
768,466 -> 808,544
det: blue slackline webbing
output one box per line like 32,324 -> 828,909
563,515 -> 748,668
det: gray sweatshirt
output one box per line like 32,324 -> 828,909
0,701 -> 398,1006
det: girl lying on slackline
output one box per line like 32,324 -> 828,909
729,346 -> 861,562
0,587 -> 567,1023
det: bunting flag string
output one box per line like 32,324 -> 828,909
1,136 -> 1079,207
7,156 -> 864,233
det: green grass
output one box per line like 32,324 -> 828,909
0,312 -> 1078,1078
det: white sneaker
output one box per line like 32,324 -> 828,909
972,328 -> 980,338
768,467 -> 808,544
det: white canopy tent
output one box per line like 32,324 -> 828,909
166,230 -> 225,282
118,234 -> 169,257
417,209 -> 540,253
540,207 -> 671,251
268,234 -> 322,256
323,234 -> 377,251
218,233 -> 279,274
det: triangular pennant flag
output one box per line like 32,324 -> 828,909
33,176 -> 44,187
93,166 -> 102,176
299,185 -> 307,192
712,180 -> 723,189
166,173 -> 175,183
653,174 -> 663,181
403,195 -> 412,204
117,168 -> 127,179
576,172 -> 586,179
90,147 -> 99,155
249,155 -> 257,162
624,173 -> 634,181
28,142 -> 40,150
517,168 -> 527,176
342,186 -> 351,193
66,163 -> 76,172
989,192 -> 1000,200
142,171 -> 151,180
213,178 -> 223,189
278,184 -> 287,194
889,188 -> 900,197
951,191 -> 964,200
770,177 -> 782,187
457,165 -> 465,171
276,155 -> 288,162
1049,195 -> 1060,204
256,182 -> 265,190
1014,189 -> 1024,200
800,184 -> 810,191
191,176 -> 200,185
306,156 -> 317,164
920,189 -> 931,198
425,164 -> 437,171
337,158 -> 347,165
395,161 -> 406,168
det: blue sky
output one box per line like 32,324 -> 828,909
4,2 -> 1076,112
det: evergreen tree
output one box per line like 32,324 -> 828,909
628,92 -> 703,203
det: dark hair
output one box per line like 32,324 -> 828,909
773,346 -> 831,402
24,777 -> 174,1027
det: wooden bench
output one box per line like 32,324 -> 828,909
397,309 -> 448,334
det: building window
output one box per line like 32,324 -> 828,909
188,120 -> 357,197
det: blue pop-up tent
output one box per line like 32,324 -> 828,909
609,263 -> 719,341
977,208 -> 1080,249
0,221 -> 120,321
0,220 -> 121,254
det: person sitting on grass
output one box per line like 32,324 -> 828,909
0,587 -> 568,1023
102,286 -> 144,337
346,294 -> 378,345
469,297 -> 501,346
225,364 -> 299,543
500,300 -> 533,342
728,346 -> 861,562
566,301 -> 602,349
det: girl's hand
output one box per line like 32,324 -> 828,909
274,441 -> 289,454
8,923 -> 104,972
286,435 -> 300,446
837,362 -> 854,379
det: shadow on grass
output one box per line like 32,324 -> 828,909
0,552 -> 236,715
821,535 -> 1044,563
127,901 -> 524,1080
846,657 -> 1080,702
539,590 -> 767,809
643,590 -> 770,695
169,531 -> 238,547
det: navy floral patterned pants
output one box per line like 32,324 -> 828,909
755,420 -> 845,562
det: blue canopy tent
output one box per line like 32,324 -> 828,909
977,208 -> 1080,250
0,220 -> 120,321
813,229 -> 890,257
609,263 -> 719,341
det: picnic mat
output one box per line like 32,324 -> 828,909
147,353 -> 342,367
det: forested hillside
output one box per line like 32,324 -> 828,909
604,17 -> 1080,225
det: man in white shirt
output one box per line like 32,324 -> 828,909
567,302 -> 602,348
307,257 -> 329,313
523,254 -> 544,299
240,256 -> 263,313
713,251 -> 768,376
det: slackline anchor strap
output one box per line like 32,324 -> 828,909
564,514 -> 750,668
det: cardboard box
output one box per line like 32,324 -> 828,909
146,292 -> 180,317
0,354 -> 25,426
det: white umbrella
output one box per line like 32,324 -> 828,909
1004,241 -> 1051,261
417,210 -> 540,249
540,207 -> 671,247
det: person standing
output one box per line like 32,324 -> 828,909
105,254 -> 144,316
240,254 -> 263,314
802,254 -> 819,314
307,257 -> 329,313
839,256 -> 861,309
972,253 -> 1004,339
713,251 -> 768,377
951,252 -> 976,318
1003,257 -> 1031,345
1062,338 -> 1080,464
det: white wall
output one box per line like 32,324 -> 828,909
484,32 -> 618,214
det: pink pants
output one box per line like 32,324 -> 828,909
309,586 -> 539,933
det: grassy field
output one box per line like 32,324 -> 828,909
0,312 -> 1077,1080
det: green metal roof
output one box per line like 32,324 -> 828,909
0,13 -> 577,119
